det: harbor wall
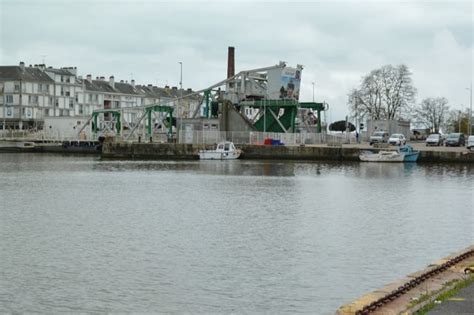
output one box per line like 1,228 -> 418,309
102,142 -> 474,163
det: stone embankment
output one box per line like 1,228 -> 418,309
101,142 -> 474,163
336,245 -> 474,315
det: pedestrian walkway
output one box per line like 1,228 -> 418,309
428,281 -> 474,315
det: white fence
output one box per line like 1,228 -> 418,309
1,128 -> 359,146
0,130 -> 82,142
178,130 -> 358,145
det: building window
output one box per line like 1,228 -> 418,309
114,101 -> 120,108
69,98 -> 74,109
38,84 -> 42,92
14,84 -> 20,92
94,94 -> 99,102
29,95 -> 38,104
49,97 -> 53,105
44,108 -> 49,116
60,75 -> 64,82
79,105 -> 84,115
6,95 -> 13,103
55,99 -> 59,107
45,84 -> 49,92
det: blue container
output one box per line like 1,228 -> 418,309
271,139 -> 280,145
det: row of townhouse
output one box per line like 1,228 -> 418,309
0,62 -> 200,130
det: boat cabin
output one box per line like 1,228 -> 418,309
216,141 -> 236,152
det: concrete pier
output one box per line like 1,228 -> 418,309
101,142 -> 474,163
336,245 -> 474,315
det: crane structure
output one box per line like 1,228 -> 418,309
78,49 -> 329,140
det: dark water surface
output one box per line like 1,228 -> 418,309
0,154 -> 473,314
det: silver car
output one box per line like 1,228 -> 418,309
467,135 -> 474,151
426,134 -> 443,146
369,131 -> 389,145
388,133 -> 407,146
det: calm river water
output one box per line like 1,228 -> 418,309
0,154 -> 473,314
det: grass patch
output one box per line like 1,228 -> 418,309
414,275 -> 474,315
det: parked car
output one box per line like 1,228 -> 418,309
467,135 -> 474,151
369,131 -> 389,145
388,133 -> 407,146
445,133 -> 465,147
425,133 -> 444,146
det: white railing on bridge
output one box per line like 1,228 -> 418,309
177,130 -> 358,146
1,128 -> 359,146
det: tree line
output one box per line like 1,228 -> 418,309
347,64 -> 472,134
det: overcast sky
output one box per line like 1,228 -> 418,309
1,0 -> 472,121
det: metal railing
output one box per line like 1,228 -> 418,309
1,128 -> 360,146
177,130 -> 358,145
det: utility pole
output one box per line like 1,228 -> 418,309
467,83 -> 472,136
178,62 -> 183,143
312,82 -> 315,102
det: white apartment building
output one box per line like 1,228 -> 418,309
0,62 -> 55,129
43,65 -> 83,117
0,61 -> 200,131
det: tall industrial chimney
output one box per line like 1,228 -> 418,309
227,46 -> 235,79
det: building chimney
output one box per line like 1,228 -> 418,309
67,67 -> 77,75
131,79 -> 135,87
19,61 -> 25,71
109,76 -> 115,88
227,46 -> 235,79
86,74 -> 92,83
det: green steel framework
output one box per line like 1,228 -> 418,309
91,109 -> 122,136
249,100 -> 326,133
145,105 -> 174,137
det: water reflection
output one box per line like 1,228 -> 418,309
0,153 -> 473,314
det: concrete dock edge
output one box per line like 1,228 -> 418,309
335,245 -> 474,315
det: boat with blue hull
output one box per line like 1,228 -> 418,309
359,145 -> 419,163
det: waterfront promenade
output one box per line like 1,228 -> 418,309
101,141 -> 474,163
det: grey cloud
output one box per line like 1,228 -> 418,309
1,0 -> 472,121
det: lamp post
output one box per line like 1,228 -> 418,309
178,62 -> 183,143
467,83 -> 472,136
312,82 -> 315,102
179,62 -> 183,90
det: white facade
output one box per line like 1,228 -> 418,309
1,62 -> 199,131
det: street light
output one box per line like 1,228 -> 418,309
179,62 -> 183,90
178,62 -> 183,143
467,83 -> 472,136
311,82 -> 315,102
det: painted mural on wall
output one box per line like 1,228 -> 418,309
278,67 -> 301,101
267,66 -> 303,101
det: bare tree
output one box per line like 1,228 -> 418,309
415,97 -> 450,133
349,65 -> 417,120
446,108 -> 470,133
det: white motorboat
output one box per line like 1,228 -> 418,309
359,145 -> 419,162
199,141 -> 241,160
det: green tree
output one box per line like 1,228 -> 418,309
446,109 -> 471,133
329,120 -> 355,132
